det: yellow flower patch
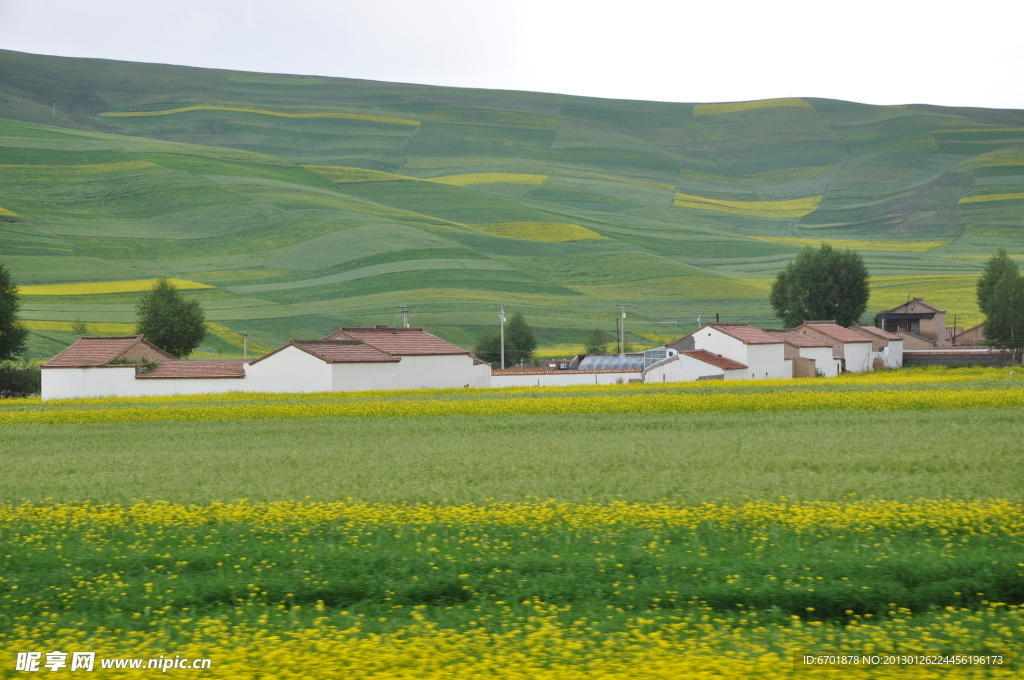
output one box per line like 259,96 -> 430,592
672,193 -> 822,217
470,222 -> 605,242
18,278 -> 213,296
431,173 -> 548,186
100,105 -> 421,126
753,237 -> 950,252
693,98 -> 814,116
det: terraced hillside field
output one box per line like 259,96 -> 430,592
1,49 -> 1022,358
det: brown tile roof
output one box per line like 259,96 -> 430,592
137,360 -> 247,379
763,329 -> 831,348
706,324 -> 782,345
492,367 -> 642,375
797,323 -> 872,344
42,336 -> 174,368
886,298 -> 945,313
326,325 -> 469,356
251,339 -> 400,365
852,325 -> 901,341
681,350 -> 748,370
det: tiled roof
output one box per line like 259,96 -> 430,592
327,325 -> 469,356
681,350 -> 748,370
852,325 -> 901,341
763,329 -> 831,348
42,336 -> 174,368
706,324 -> 782,345
492,367 -> 642,375
292,340 -> 399,363
137,360 -> 247,379
887,298 -> 945,313
798,323 -> 871,344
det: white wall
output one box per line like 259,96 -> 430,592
879,340 -> 903,368
397,355 -> 491,389
245,346 -> 332,393
332,362 -> 400,392
744,343 -> 791,379
491,370 -> 640,388
42,367 -> 248,400
800,346 -> 839,377
842,342 -> 874,373
642,354 -> 724,383
692,328 -> 748,365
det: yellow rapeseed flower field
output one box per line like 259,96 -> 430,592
959,192 -> 1024,204
1,500 -> 1020,678
431,173 -> 548,186
672,193 -> 823,217
0,205 -> 17,216
693,98 -> 815,115
753,237 -> 951,252
471,222 -> 606,242
101,105 -> 421,127
18,278 -> 213,296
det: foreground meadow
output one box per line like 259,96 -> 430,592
1,368 -> 1021,677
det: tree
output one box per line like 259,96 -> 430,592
135,278 -> 207,359
584,328 -> 610,354
71,319 -> 88,336
769,245 -> 870,327
474,330 -> 502,367
977,249 -> 1019,317
504,312 -> 537,366
0,263 -> 28,362
473,312 -> 538,368
978,252 -> 1024,353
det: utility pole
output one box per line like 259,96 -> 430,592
396,305 -> 415,328
492,304 -> 510,369
615,304 -> 629,355
243,331 -> 249,360
696,308 -> 703,329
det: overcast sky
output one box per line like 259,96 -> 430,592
1,0 -> 1022,109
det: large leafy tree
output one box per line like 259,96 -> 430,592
0,263 -> 28,362
769,245 -> 870,327
978,251 -> 1024,352
474,312 -> 538,368
976,249 -> 1019,317
135,278 -> 207,359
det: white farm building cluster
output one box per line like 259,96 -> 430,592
40,320 -> 904,401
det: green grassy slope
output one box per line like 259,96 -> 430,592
1,49 -> 1022,358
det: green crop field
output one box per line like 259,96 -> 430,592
1,369 -> 1022,676
1,48 -> 1023,360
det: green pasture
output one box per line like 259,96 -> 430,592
1,49 -> 1023,359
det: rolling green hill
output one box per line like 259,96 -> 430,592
1,49 -> 1022,359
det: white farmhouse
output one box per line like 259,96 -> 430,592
763,329 -> 839,377
642,348 -> 749,382
667,324 -> 791,379
245,339 -> 401,393
324,325 -> 491,389
849,326 -> 904,369
41,325 -> 490,400
795,322 -> 874,373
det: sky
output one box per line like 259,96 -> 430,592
1,0 -> 1023,109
